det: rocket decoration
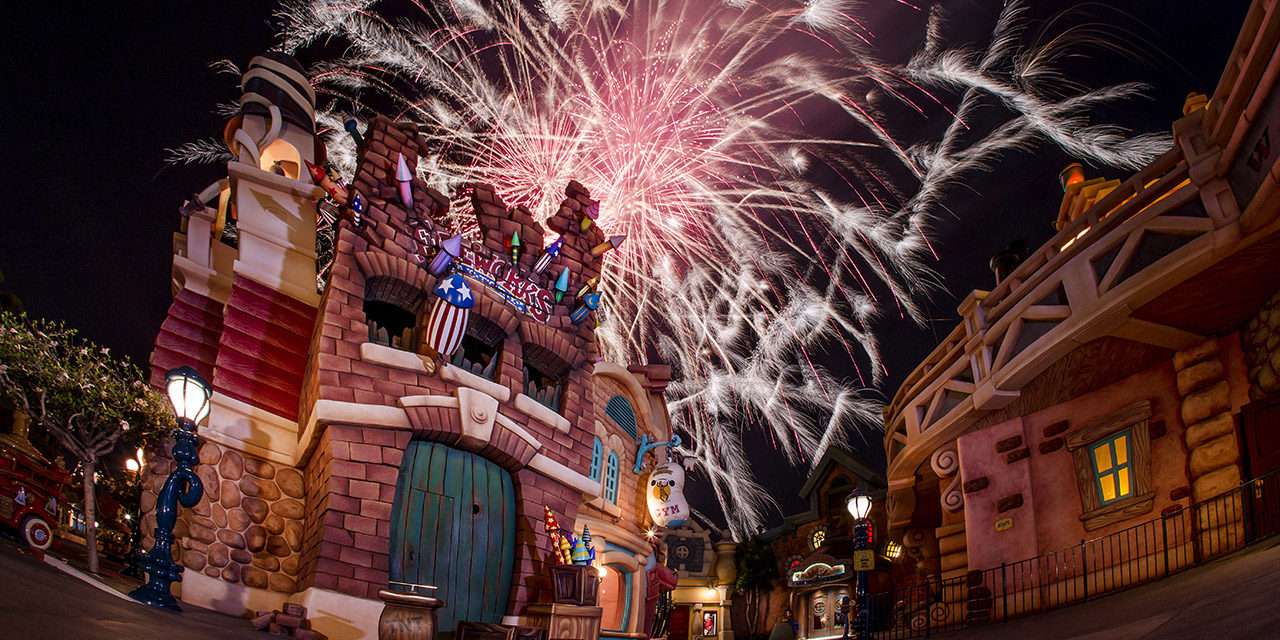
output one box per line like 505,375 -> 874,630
591,234 -> 627,257
580,200 -> 600,231
429,234 -> 464,276
307,161 -> 365,228
571,524 -> 597,565
554,267 -> 571,302
542,504 -> 573,565
575,276 -> 599,300
571,291 -> 601,325
348,192 -> 366,228
508,230 -> 522,264
543,506 -> 570,565
557,531 -> 574,565
344,118 -> 365,147
646,462 -> 690,528
533,237 -> 563,275
396,153 -> 415,210
305,161 -> 349,204
423,274 -> 474,359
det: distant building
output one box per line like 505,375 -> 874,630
661,515 -> 737,640
882,0 -> 1280,625
759,448 -> 888,640
139,53 -> 679,640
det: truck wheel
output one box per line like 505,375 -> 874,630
21,514 -> 53,550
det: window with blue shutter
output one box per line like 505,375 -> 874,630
605,451 -> 620,504
589,437 -> 603,481
605,395 -> 639,440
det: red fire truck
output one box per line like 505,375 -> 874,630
0,440 -> 68,550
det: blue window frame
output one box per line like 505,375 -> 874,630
605,395 -> 639,440
589,437 -> 603,481
605,451 -> 620,504
1090,429 -> 1134,504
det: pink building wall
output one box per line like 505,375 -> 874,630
956,334 -> 1250,570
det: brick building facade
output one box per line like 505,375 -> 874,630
140,53 -> 677,640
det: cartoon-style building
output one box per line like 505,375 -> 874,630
758,448 -> 887,640
881,0 -> 1280,625
139,53 -> 680,640
658,516 -> 738,640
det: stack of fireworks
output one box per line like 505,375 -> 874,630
543,505 -> 596,566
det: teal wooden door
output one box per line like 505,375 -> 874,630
389,442 -> 516,632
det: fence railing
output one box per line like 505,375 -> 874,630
864,469 -> 1280,638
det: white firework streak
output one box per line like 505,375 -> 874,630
259,0 -> 1170,539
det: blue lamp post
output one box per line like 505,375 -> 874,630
846,487 -> 874,640
128,366 -> 210,611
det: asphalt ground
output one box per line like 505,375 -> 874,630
0,536 -> 264,640
930,538 -> 1280,640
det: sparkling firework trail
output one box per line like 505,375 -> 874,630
254,0 -> 1171,538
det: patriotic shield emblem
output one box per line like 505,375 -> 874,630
425,274 -> 474,358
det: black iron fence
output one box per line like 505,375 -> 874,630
864,469 -> 1280,638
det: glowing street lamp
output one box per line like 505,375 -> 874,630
844,486 -> 874,640
122,447 -> 146,578
166,366 -> 213,426
129,366 -> 209,611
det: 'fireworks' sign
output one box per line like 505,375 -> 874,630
413,228 -> 556,323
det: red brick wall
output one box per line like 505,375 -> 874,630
299,425 -> 409,599
290,115 -> 626,618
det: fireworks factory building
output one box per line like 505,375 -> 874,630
881,0 -> 1280,624
140,53 -> 679,640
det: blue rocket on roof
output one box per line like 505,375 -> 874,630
434,273 -> 475,309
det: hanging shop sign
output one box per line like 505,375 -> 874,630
646,462 -> 690,528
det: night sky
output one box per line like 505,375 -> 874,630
0,1 -> 1252,527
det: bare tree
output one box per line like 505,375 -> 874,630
0,312 -> 171,573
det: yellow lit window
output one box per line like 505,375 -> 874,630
1090,430 -> 1133,504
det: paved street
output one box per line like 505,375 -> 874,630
0,538 -> 262,640
2,536 -> 1278,639
933,538 -> 1280,640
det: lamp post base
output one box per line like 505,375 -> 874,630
129,579 -> 183,612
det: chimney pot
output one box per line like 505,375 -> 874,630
1059,163 -> 1085,193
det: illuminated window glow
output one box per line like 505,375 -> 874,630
811,528 -> 826,550
1090,430 -> 1133,504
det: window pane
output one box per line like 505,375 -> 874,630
1093,443 -> 1113,473
1117,467 -> 1131,498
1113,435 -> 1128,466
1099,472 -> 1116,502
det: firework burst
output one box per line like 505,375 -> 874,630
258,0 -> 1171,538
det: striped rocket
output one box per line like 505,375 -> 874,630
424,273 -> 474,358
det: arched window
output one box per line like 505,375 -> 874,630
811,528 -> 827,550
604,451 -> 620,504
259,138 -> 302,179
589,437 -> 603,482
364,277 -> 424,350
605,395 -> 639,440
450,314 -> 505,380
523,344 -> 570,412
